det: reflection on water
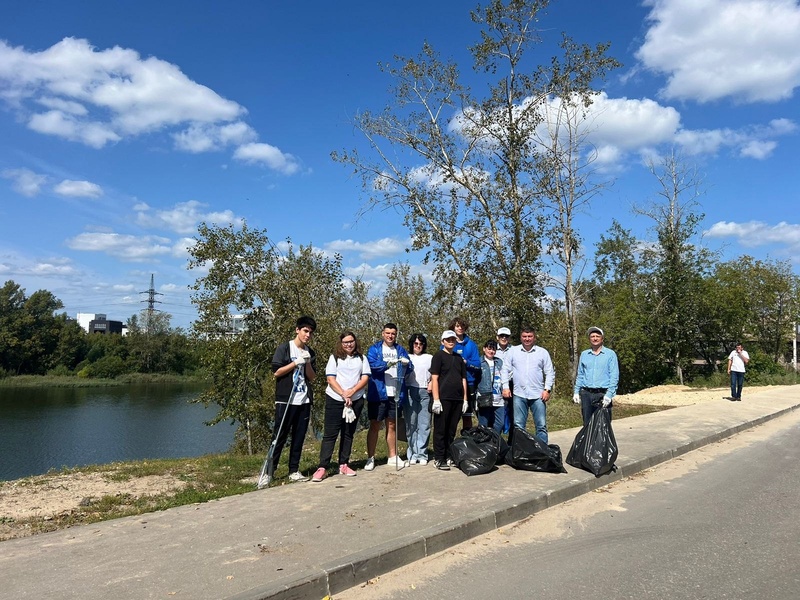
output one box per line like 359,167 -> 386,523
0,384 -> 235,481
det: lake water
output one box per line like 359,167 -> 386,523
0,384 -> 236,481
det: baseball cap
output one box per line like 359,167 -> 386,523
441,330 -> 457,341
497,327 -> 511,336
587,326 -> 604,336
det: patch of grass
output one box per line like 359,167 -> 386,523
0,375 -> 123,388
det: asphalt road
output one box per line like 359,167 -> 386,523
337,409 -> 800,600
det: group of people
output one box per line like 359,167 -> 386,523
265,315 -> 622,484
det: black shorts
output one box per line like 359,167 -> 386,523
368,397 -> 397,421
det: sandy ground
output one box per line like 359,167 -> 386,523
0,385 -> 767,540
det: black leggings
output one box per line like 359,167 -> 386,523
318,395 -> 364,468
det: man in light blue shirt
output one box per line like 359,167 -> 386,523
573,326 -> 620,426
501,327 -> 555,443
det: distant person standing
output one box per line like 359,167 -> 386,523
501,327 -> 555,443
573,326 -> 620,426
727,343 -> 750,401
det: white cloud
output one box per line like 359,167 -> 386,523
637,0 -> 800,103
1,167 -> 47,197
705,220 -> 800,255
739,139 -> 778,159
135,200 -> 241,234
66,232 -> 173,261
28,109 -> 122,148
325,237 -> 411,259
53,179 -> 103,198
173,121 -> 257,153
31,261 -> 78,276
233,142 -> 301,174
0,37 -> 244,146
172,237 -> 196,259
538,92 -> 795,165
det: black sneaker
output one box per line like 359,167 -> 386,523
434,460 -> 450,471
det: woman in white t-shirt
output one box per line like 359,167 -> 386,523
404,333 -> 433,465
312,331 -> 371,482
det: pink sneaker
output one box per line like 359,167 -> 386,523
311,467 -> 327,482
338,464 -> 357,477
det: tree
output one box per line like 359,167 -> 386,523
333,0 -> 619,334
588,222 -> 669,392
532,35 -> 620,383
634,151 -> 714,384
0,281 -> 69,375
188,221 -> 349,453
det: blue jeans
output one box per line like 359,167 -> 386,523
404,387 -> 432,461
477,404 -> 505,435
513,394 -> 548,444
731,371 -> 744,399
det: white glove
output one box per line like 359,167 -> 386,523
398,357 -> 410,365
299,349 -> 311,360
602,396 -> 612,408
294,355 -> 306,366
385,358 -> 398,367
432,400 -> 442,414
462,399 -> 468,413
343,406 -> 356,423
572,393 -> 580,404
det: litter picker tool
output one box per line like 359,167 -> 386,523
257,366 -> 301,489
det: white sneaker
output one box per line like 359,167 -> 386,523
288,471 -> 308,482
417,459 -> 428,466
388,456 -> 407,470
364,457 -> 375,471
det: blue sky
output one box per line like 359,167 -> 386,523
1,0 -> 798,330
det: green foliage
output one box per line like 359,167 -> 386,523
188,221 -> 353,451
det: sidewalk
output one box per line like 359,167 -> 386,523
2,386 -> 798,600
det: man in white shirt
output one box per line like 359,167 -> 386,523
727,342 -> 750,401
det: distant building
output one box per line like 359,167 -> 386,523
88,318 -> 124,335
77,312 -> 106,333
227,314 -> 247,336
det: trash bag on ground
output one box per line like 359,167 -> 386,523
505,426 -> 567,474
566,406 -> 618,477
462,425 -> 509,464
450,436 -> 498,476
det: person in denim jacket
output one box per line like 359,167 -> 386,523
476,340 -> 505,434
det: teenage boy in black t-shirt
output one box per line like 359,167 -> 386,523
430,330 -> 467,470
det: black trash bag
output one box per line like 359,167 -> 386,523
566,407 -> 618,477
462,425 -> 509,464
505,426 -> 567,474
449,437 -> 498,476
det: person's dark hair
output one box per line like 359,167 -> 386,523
520,326 -> 537,335
484,339 -> 497,349
448,316 -> 469,330
296,315 -> 317,331
333,330 -> 361,360
408,333 -> 428,353
383,322 -> 398,332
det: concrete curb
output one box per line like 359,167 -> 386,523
228,401 -> 800,600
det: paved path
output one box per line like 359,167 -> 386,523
2,386 -> 798,600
